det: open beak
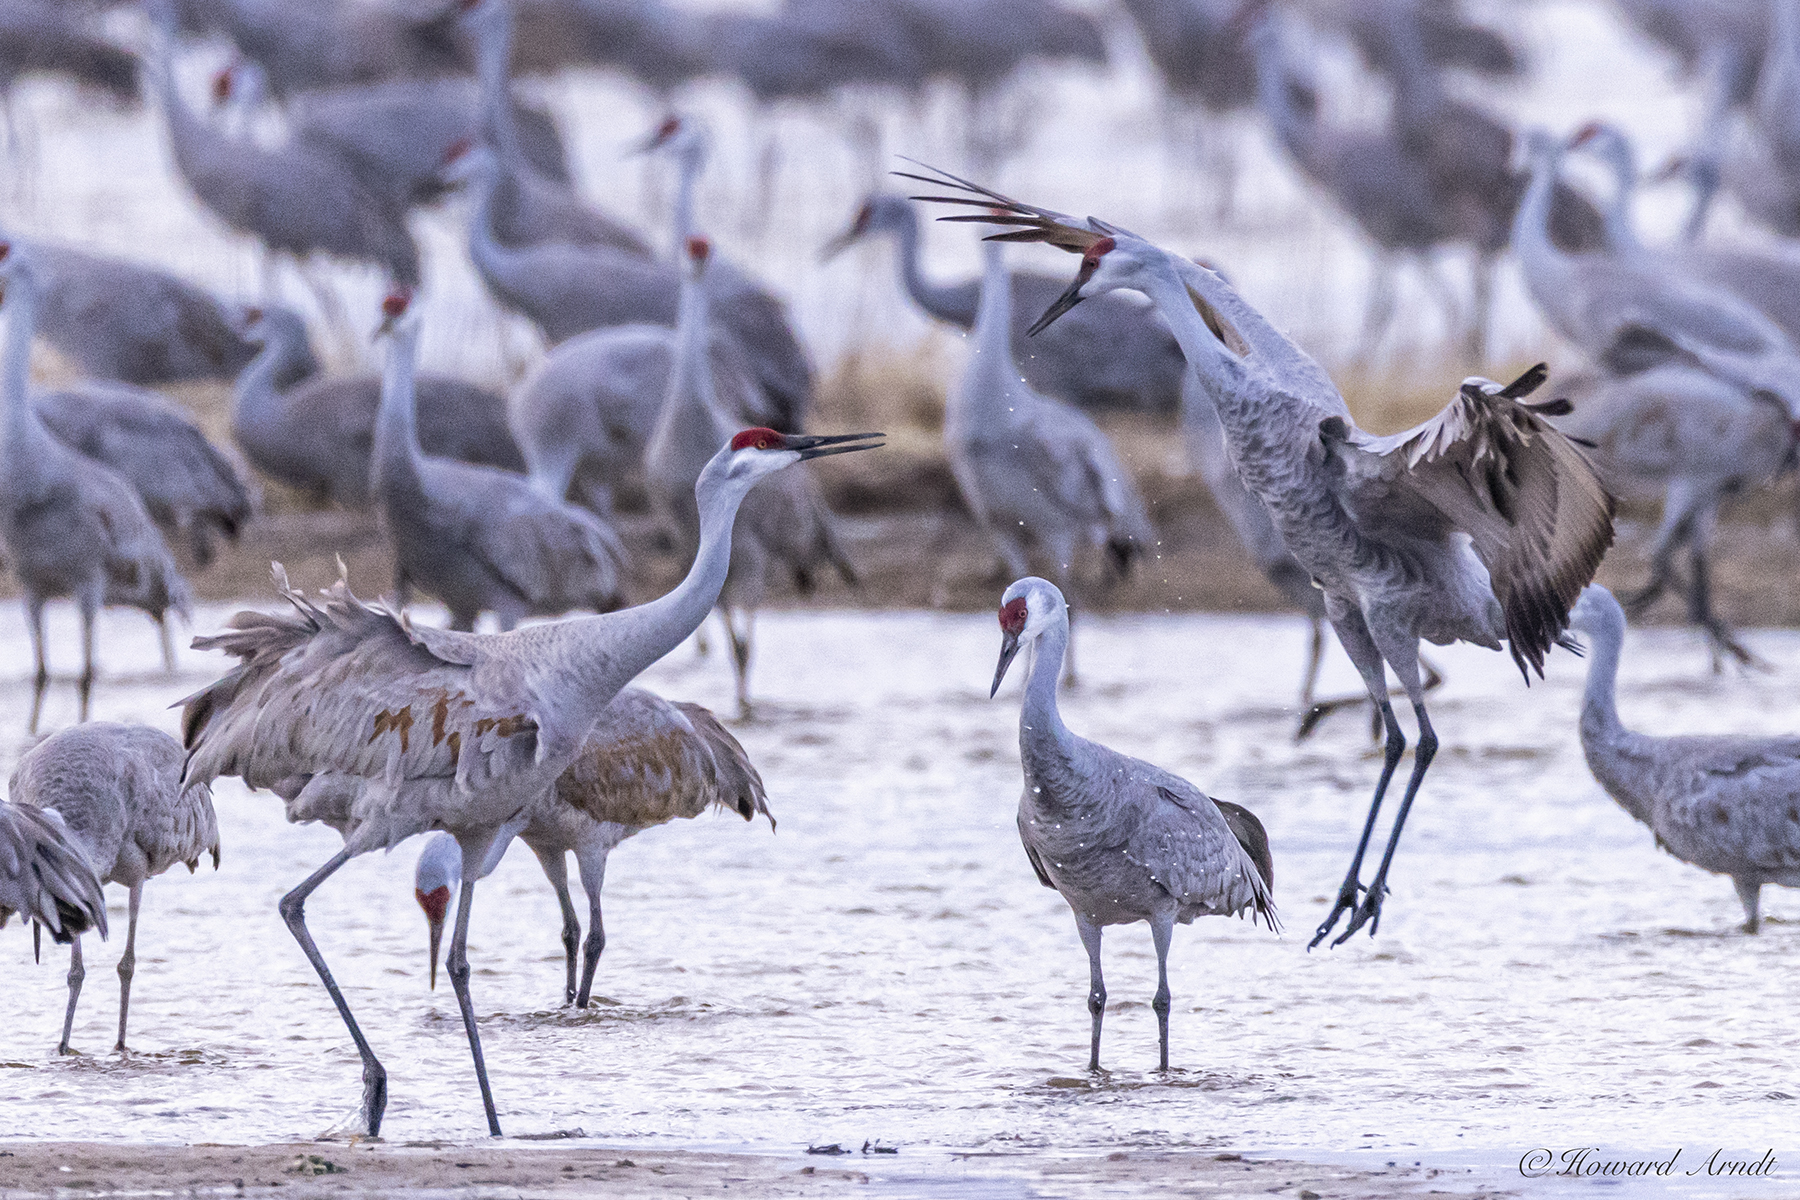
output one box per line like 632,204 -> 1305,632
990,630 -> 1021,697
783,431 -> 885,460
1027,277 -> 1086,337
417,886 -> 450,990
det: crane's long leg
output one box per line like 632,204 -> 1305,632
529,846 -> 581,1005
1334,636 -> 1438,946
1074,914 -> 1106,1073
573,846 -> 611,1010
1686,513 -> 1765,671
58,936 -> 85,1055
114,883 -> 141,1053
722,606 -> 754,716
278,842 -> 387,1137
1149,912 -> 1175,1073
26,594 -> 48,737
157,616 -> 176,675
1624,482 -> 1703,617
1357,252 -> 1398,363
1310,607 -> 1408,949
1734,877 -> 1763,934
444,876 -> 503,1136
77,593 -> 97,725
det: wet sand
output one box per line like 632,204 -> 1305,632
0,1139 -> 1518,1198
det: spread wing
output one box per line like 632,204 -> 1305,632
1333,364 -> 1616,678
0,802 -> 107,941
893,159 -> 1119,253
180,565 -> 540,794
555,690 -> 771,830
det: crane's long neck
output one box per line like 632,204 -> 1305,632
1019,620 -> 1074,755
1251,31 -> 1318,172
233,323 -> 300,436
371,319 -> 425,491
473,3 -> 527,167
148,16 -> 209,178
649,264 -> 726,478
2,266 -> 52,473
1575,603 -> 1657,824
542,462 -> 753,734
466,164 -> 530,294
887,207 -> 970,325
1511,145 -> 1580,307
1384,10 -> 1445,136
1599,140 -> 1643,255
954,241 -> 1025,426
671,146 -> 703,255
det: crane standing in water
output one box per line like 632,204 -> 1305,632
909,164 -> 1613,947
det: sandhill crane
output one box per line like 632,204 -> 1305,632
411,686 -> 770,1005
462,0 -> 651,256
147,0 -> 420,293
639,115 -> 815,430
0,797 -> 106,951
452,144 -> 807,433
1513,129 -> 1793,374
990,577 -> 1275,1071
213,58 -> 571,212
0,243 -> 192,734
645,237 -> 855,711
909,165 -> 1615,945
372,290 -> 624,631
10,723 -> 218,1054
180,423 -> 881,1136
35,381 -> 251,567
943,235 -> 1151,618
1570,120 -> 1800,345
233,303 -> 523,509
0,234 -> 274,387
507,319 -> 768,516
179,0 -> 470,97
1569,585 -> 1800,931
1554,366 -> 1789,669
823,194 -> 1185,414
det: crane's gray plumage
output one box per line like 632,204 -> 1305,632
992,577 -> 1274,1072
35,381 -> 251,566
407,686 -> 771,1005
824,194 -> 1185,414
946,237 -> 1152,593
908,164 -> 1614,947
1513,129 -> 1793,373
233,303 -> 524,509
0,235 -> 268,387
10,722 -> 218,1054
0,0 -> 137,107
148,0 -> 420,289
1570,585 -> 1800,932
176,0 -> 470,97
452,143 -> 805,433
644,238 -> 855,711
0,244 -> 193,734
0,798 -> 106,945
507,319 -> 767,516
371,293 -> 625,632
179,422 -> 881,1136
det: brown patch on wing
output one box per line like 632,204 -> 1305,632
370,706 -> 413,752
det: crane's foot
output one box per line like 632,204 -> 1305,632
358,1062 -> 389,1139
1307,878 -> 1367,950
1330,878 -> 1392,947
1703,619 -> 1770,675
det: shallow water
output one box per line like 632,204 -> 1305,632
0,602 -> 1794,1163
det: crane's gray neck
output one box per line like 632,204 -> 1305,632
371,320 -> 424,490
548,464 -> 749,717
885,205 -> 966,324
955,242 -> 1024,425
234,321 -> 302,431
1019,620 -> 1076,764
1598,138 -> 1642,255
650,266 -> 725,476
465,163 -> 523,286
1512,144 -> 1576,288
1384,10 -> 1445,131
1578,612 -> 1629,747
671,145 -> 704,255
1251,31 -> 1316,169
472,3 -> 527,167
2,265 -> 51,469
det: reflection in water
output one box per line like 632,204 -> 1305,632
1,605 -> 1795,1152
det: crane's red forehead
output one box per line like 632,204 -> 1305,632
382,287 -> 412,317
1082,236 -> 1117,265
730,427 -> 784,451
686,235 -> 710,262
999,597 -> 1028,634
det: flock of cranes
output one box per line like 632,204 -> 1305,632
0,0 -> 1798,1144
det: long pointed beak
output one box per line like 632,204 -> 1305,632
1027,278 -> 1086,337
990,630 -> 1021,697
373,315 -> 396,342
417,887 -> 450,990
783,431 -> 885,460
33,920 -> 41,964
819,228 -> 859,263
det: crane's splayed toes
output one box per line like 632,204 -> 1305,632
1307,880 -> 1369,951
